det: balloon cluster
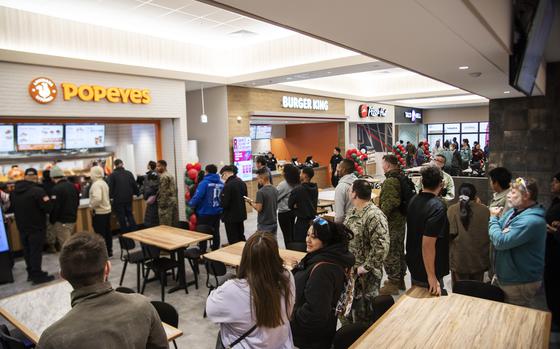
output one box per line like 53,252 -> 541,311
392,144 -> 407,168
345,148 -> 368,176
421,140 -> 431,158
184,162 -> 202,230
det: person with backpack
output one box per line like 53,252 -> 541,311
344,180 -> 390,324
379,154 -> 409,295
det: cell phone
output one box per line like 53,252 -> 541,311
243,196 -> 253,202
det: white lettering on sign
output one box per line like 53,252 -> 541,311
282,96 -> 329,111
404,110 -> 422,122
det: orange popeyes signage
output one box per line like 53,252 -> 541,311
28,78 -> 151,104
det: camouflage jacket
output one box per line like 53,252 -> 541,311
344,202 -> 390,281
158,172 -> 178,209
380,169 -> 406,229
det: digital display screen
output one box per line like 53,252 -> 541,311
65,124 -> 105,149
233,137 -> 252,181
254,125 -> 271,139
0,125 -> 15,152
0,207 -> 9,253
17,124 -> 63,151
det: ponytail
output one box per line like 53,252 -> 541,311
458,183 -> 477,230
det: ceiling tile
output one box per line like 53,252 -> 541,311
179,1 -> 218,17
133,3 -> 173,17
203,10 -> 242,23
150,0 -> 192,11
159,10 -> 198,22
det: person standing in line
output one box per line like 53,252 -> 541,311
344,180 -> 390,323
545,172 -> 560,329
89,166 -> 113,257
460,140 -> 472,170
142,163 -> 160,228
41,169 -> 57,253
447,183 -> 490,285
255,156 -> 273,189
50,166 -> 80,249
288,167 -> 318,243
107,159 -> 139,233
449,143 -> 462,176
452,137 -> 459,150
334,159 -> 358,223
432,140 -> 443,155
415,142 -> 427,166
266,151 -> 278,171
277,164 -> 300,247
189,164 -> 224,252
10,168 -> 54,284
378,155 -> 407,295
220,165 -> 248,244
247,168 -> 278,235
156,160 -> 178,228
489,177 -> 546,307
330,147 -> 343,187
406,165 -> 450,296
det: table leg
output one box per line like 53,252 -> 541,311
168,249 -> 188,294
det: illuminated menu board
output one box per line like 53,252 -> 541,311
17,124 -> 63,151
0,125 -> 14,152
65,124 -> 105,149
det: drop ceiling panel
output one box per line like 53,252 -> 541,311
149,0 -> 191,10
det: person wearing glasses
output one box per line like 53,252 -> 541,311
415,154 -> 455,202
344,179 -> 390,323
489,177 -> 546,307
291,218 -> 355,349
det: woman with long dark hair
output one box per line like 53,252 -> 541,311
291,219 -> 355,349
277,164 -> 300,247
206,232 -> 295,349
447,183 -> 490,285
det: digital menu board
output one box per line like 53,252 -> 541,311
254,125 -> 272,139
17,124 -> 64,151
0,125 -> 15,152
233,137 -> 252,181
65,124 -> 105,149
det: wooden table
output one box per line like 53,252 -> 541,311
203,242 -> 306,270
318,189 -> 335,202
350,287 -> 551,349
0,281 -> 182,344
124,225 -> 212,294
322,211 -> 336,222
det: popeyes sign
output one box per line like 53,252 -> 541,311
28,77 -> 151,105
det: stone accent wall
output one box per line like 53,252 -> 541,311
489,62 -> 560,207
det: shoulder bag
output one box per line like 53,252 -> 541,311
215,325 -> 257,349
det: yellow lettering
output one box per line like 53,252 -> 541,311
92,85 -> 107,102
141,89 -> 151,104
119,88 -> 131,103
130,89 -> 142,104
61,83 -> 78,101
106,87 -> 120,103
78,85 -> 94,101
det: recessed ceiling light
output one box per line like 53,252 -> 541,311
327,71 -> 332,74
286,77 -> 292,80
459,66 -> 469,70
504,90 -> 511,94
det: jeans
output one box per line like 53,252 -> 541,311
278,211 -> 295,246
113,202 -> 136,233
492,278 -> 541,307
198,214 -> 221,252
92,213 -> 112,255
224,221 -> 245,244
19,227 -> 46,278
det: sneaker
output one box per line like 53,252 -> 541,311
28,271 -> 48,282
379,280 -> 400,295
31,274 -> 55,285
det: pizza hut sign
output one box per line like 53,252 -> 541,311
358,104 -> 387,118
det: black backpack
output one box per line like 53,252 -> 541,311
397,174 -> 416,214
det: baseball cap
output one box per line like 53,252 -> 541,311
24,168 -> 38,176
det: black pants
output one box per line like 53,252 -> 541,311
92,213 -> 112,255
198,214 -> 220,252
224,221 -> 245,244
278,211 -> 296,246
545,234 -> 560,328
293,218 -> 312,242
113,202 -> 136,233
19,227 -> 46,278
331,174 -> 339,187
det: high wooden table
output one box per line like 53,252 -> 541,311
203,242 -> 306,270
124,225 -> 212,294
0,281 -> 182,344
350,287 -> 551,349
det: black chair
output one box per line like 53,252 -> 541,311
332,322 -> 369,349
286,242 -> 307,252
115,286 -> 136,294
0,326 -> 26,349
182,224 -> 215,290
141,243 -> 181,302
372,295 -> 395,323
151,301 -> 179,349
452,280 -> 505,302
118,235 -> 149,292
203,260 -> 227,318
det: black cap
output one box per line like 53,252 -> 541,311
24,168 -> 38,176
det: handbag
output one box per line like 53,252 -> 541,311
215,325 -> 257,349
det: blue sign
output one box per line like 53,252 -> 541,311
0,207 -> 9,253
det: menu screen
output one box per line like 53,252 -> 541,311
65,124 -> 105,149
0,125 -> 15,152
17,124 -> 64,151
255,125 -> 272,139
233,137 -> 252,181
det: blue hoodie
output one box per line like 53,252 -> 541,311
188,173 -> 224,216
489,206 -> 546,285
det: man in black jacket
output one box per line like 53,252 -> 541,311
50,166 -> 80,249
220,165 -> 248,244
330,147 -> 343,187
10,168 -> 54,284
107,159 -> 139,233
289,167 -> 319,243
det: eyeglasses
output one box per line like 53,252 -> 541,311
514,177 -> 528,192
313,216 -> 328,226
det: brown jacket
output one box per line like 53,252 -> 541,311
447,202 -> 491,274
38,282 -> 168,349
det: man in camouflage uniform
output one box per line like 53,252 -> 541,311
344,179 -> 390,324
156,160 -> 178,227
379,154 -> 407,295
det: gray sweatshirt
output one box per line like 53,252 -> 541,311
334,173 -> 357,223
277,180 -> 294,213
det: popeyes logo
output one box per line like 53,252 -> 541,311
28,78 -> 151,105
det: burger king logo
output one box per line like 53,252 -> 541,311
29,77 -> 57,104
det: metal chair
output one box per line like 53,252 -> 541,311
0,325 -> 27,349
118,235 -> 149,292
203,260 -> 227,317
182,224 -> 215,290
141,243 -> 181,302
332,322 -> 369,349
452,280 -> 505,303
151,301 -> 179,349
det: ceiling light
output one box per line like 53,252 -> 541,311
200,85 -> 208,124
286,77 -> 292,80
469,72 -> 482,77
504,90 -> 511,94
459,66 -> 469,70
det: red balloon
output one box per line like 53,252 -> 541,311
194,163 -> 202,171
354,162 -> 359,169
184,191 -> 191,201
187,168 -> 198,180
186,163 -> 193,171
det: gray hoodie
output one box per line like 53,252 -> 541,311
89,166 -> 111,215
334,173 -> 357,223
